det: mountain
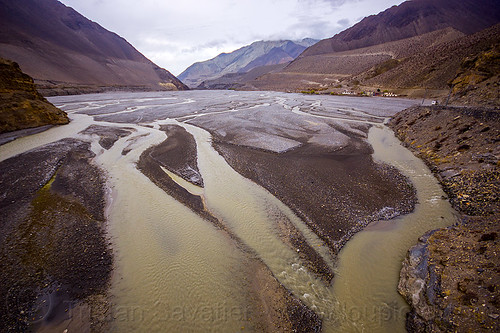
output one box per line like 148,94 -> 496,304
301,0 -> 499,57
178,39 -> 318,88
0,0 -> 187,95
0,57 -> 69,134
247,0 -> 500,95
197,63 -> 288,90
358,23 -> 500,100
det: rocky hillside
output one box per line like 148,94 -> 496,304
239,28 -> 462,91
390,106 -> 499,332
0,57 -> 68,133
0,0 -> 187,95
449,42 -> 500,107
358,24 -> 500,101
301,0 -> 499,57
178,39 -> 317,88
245,0 -> 499,94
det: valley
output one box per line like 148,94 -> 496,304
0,0 -> 498,332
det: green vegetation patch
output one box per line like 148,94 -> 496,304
366,59 -> 401,79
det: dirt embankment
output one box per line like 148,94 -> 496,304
0,58 -> 69,133
389,106 -> 500,332
35,81 -> 180,97
0,139 -> 112,332
448,43 -> 500,108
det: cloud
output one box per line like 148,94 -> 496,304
337,18 -> 351,30
180,40 -> 229,54
60,0 -> 405,75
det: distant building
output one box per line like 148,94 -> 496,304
342,90 -> 356,95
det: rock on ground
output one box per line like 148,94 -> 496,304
390,105 -> 499,332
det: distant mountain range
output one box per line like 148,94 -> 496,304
0,0 -> 187,95
0,0 -> 498,104
178,39 -> 318,88
240,0 -> 500,104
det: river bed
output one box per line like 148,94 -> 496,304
0,91 -> 457,332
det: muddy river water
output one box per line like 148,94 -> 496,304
0,91 -> 457,332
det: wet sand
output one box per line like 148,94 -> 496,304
80,125 -> 134,150
149,125 -> 204,186
248,260 -> 322,332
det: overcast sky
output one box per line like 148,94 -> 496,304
59,0 -> 406,76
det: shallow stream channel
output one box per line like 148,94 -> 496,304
0,91 -> 457,332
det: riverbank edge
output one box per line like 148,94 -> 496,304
0,139 -> 113,332
389,105 -> 499,332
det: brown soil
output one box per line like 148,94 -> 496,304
390,105 -> 500,332
0,138 -> 112,332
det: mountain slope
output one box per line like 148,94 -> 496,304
246,0 -> 499,95
178,39 -> 317,88
360,24 -> 500,92
0,0 -> 187,94
198,63 -> 288,90
448,37 -> 500,107
301,0 -> 500,57
244,28 -> 464,91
